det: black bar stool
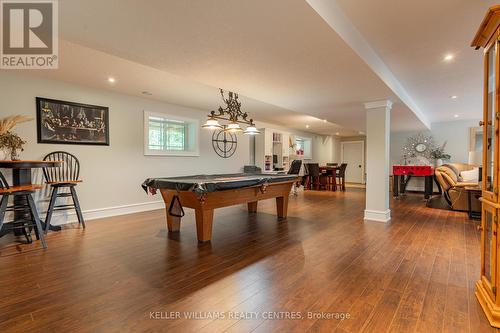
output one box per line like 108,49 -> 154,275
0,171 -> 47,248
42,151 -> 85,233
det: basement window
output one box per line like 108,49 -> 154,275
144,111 -> 199,156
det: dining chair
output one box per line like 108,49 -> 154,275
287,159 -> 302,175
323,165 -> 337,190
288,160 -> 302,195
305,163 -> 326,190
244,165 -> 262,174
42,151 -> 85,233
336,163 -> 348,191
0,170 -> 47,248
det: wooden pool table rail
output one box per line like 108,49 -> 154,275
159,179 -> 298,242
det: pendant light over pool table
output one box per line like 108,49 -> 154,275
202,89 -> 260,135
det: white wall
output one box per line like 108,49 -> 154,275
253,122 -> 335,166
0,72 -> 252,224
391,119 -> 480,166
390,119 -> 480,190
311,135 -> 334,165
0,72 -> 334,224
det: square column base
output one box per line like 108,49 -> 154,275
364,209 -> 391,223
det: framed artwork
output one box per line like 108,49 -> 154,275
36,97 -> 109,145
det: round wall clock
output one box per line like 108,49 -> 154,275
212,130 -> 237,158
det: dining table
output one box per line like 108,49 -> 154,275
319,165 -> 341,191
0,160 -> 63,242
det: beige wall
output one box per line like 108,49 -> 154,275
0,72 -> 333,224
0,72 -> 253,223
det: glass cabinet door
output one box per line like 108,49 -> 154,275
482,204 -> 497,298
484,41 -> 497,198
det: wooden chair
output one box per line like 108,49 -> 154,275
336,163 -> 348,191
0,171 -> 47,248
323,164 -> 337,190
305,163 -> 326,190
42,151 -> 85,233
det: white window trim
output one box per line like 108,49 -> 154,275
144,110 -> 200,157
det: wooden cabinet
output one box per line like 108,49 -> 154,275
472,5 -> 500,327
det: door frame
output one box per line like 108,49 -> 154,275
340,140 -> 365,184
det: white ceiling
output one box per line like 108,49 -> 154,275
54,0 -> 414,133
27,41 -> 360,136
335,0 -> 496,123
13,0 -> 490,134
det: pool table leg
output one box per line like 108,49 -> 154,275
195,208 -> 214,242
167,212 -> 181,232
276,196 -> 289,219
161,190 -> 181,232
247,201 -> 258,213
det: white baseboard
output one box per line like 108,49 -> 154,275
49,200 -> 165,225
364,209 -> 391,223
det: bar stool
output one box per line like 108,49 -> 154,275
0,171 -> 47,248
42,151 -> 85,233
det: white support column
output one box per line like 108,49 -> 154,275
364,100 -> 392,223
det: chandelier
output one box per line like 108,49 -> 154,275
202,89 -> 260,135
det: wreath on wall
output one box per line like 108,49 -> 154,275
401,133 -> 436,165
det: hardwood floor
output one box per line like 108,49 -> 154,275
0,189 -> 495,332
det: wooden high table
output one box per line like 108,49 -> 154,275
0,160 -> 62,241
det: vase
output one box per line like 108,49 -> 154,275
10,149 -> 20,161
0,149 -> 7,160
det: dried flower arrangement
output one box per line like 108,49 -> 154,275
0,115 -> 32,160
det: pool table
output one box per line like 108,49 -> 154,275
142,173 -> 300,242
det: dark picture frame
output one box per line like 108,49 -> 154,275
36,97 -> 109,146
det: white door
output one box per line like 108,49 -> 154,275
341,141 -> 364,183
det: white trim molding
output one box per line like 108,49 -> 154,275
364,209 -> 391,223
364,100 -> 393,110
49,201 -> 164,226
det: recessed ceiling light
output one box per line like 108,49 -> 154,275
450,95 -> 458,99
108,77 -> 115,83
444,54 -> 454,61
335,132 -> 340,135
306,125 -> 310,129
454,114 -> 459,118
142,91 -> 152,96
323,119 -> 327,123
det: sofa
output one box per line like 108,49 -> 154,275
434,163 -> 480,211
